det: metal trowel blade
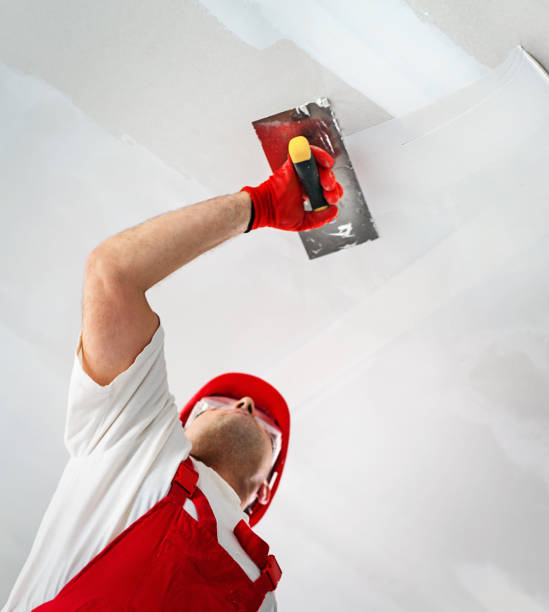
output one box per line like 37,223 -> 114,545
252,98 -> 378,259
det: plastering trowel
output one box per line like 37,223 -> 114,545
252,98 -> 378,259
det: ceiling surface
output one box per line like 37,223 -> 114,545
1,2 -> 549,611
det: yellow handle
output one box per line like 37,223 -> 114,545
288,136 -> 311,163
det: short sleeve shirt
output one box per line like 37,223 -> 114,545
2,323 -> 276,611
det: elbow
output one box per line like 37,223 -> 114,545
85,246 -> 102,279
85,243 -> 123,285
85,246 -> 107,285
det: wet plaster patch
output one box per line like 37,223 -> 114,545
0,0 -> 388,195
200,0 -> 487,116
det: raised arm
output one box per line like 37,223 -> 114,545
81,147 -> 342,386
83,191 -> 253,385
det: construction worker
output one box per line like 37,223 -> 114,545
3,146 -> 343,612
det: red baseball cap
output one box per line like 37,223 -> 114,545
179,372 -> 290,526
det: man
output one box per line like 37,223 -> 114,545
3,146 -> 342,611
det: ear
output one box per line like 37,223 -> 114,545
257,481 -> 272,506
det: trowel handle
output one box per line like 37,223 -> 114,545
288,136 -> 329,211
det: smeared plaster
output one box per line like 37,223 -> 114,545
199,0 -> 488,116
0,0 -> 389,194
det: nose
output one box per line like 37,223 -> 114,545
235,397 -> 255,416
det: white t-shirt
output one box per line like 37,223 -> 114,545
3,323 -> 276,611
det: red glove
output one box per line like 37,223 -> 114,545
242,145 -> 343,232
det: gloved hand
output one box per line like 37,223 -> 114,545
241,145 -> 343,232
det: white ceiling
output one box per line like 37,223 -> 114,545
2,2 -> 549,610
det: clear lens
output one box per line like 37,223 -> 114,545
185,396 -> 282,467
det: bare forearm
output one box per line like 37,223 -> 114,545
91,191 -> 251,291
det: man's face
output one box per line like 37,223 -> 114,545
184,396 -> 274,508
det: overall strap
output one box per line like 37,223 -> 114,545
169,457 -> 199,504
168,457 -> 217,538
170,458 -> 282,592
234,520 -> 282,592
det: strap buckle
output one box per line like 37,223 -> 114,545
261,554 -> 282,590
172,459 -> 199,496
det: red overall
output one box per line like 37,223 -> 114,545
33,458 -> 282,611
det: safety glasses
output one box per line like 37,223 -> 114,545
185,396 -> 282,468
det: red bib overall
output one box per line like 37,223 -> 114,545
33,458 -> 281,611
